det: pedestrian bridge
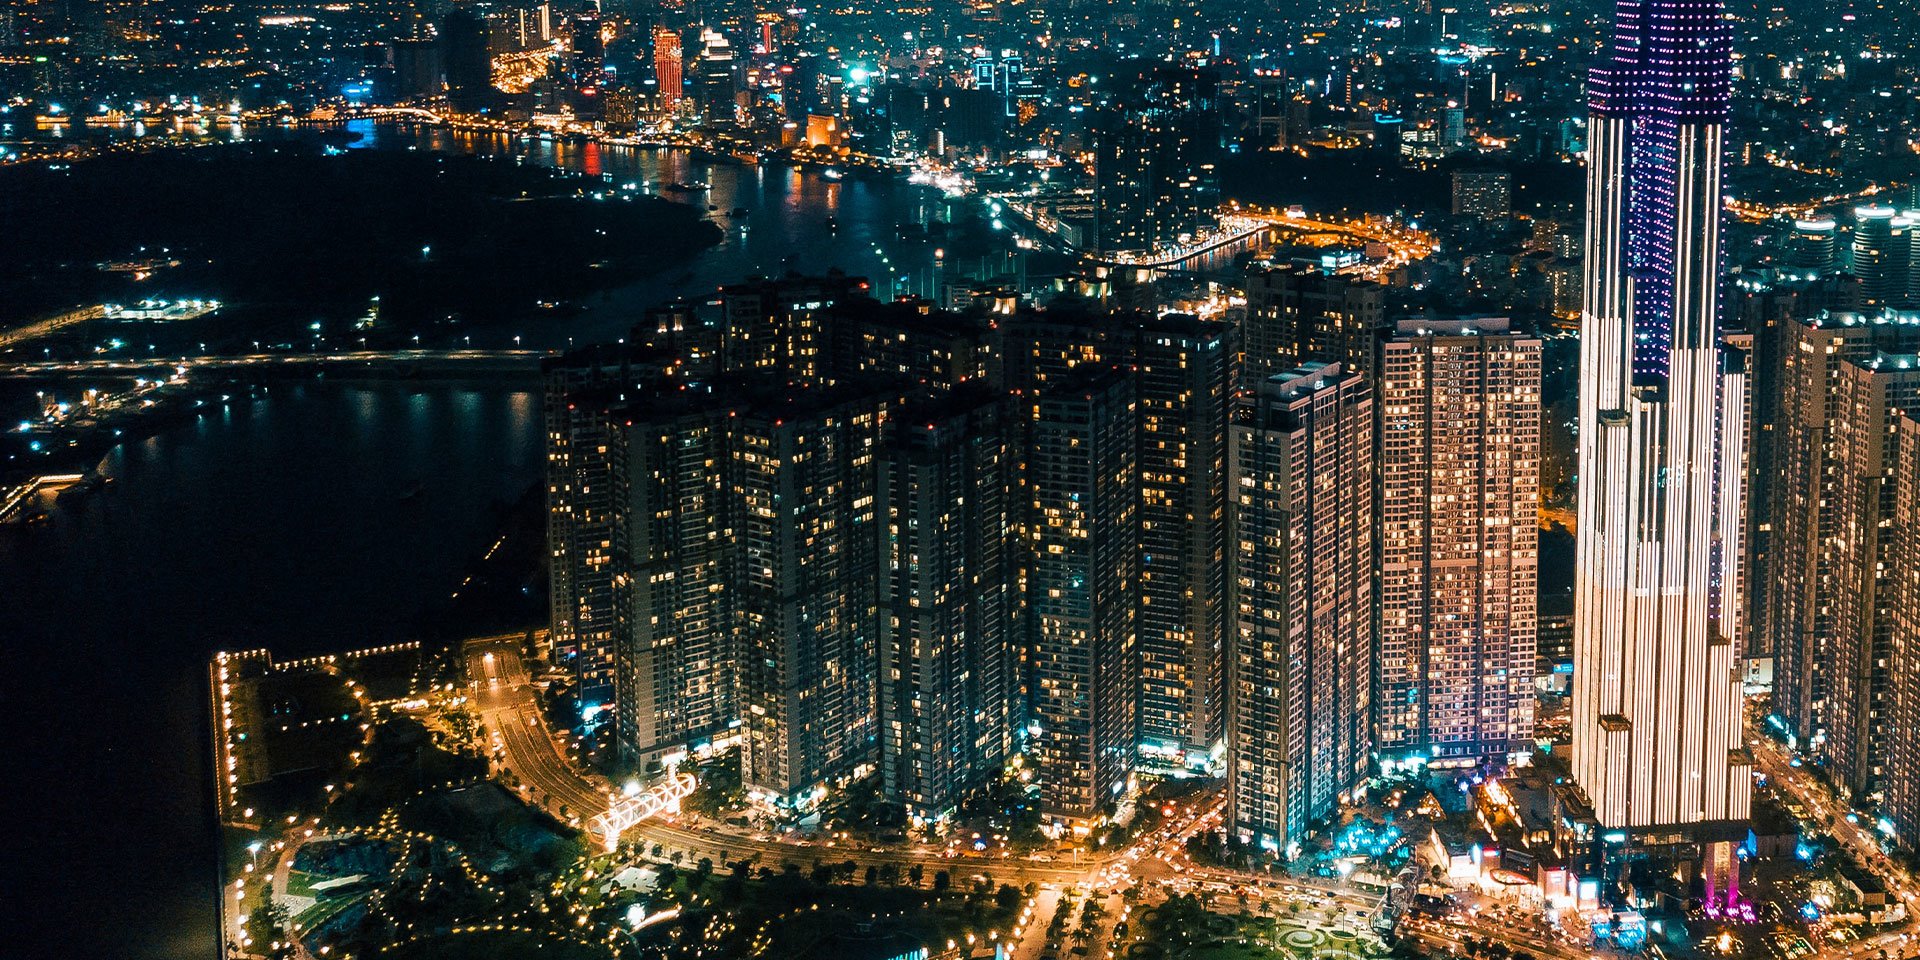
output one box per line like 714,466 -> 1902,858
592,773 -> 697,852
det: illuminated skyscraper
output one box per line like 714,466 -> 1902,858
1884,410 -> 1920,842
610,400 -> 736,769
1093,67 -> 1222,258
544,351 -> 633,715
1570,0 -> 1751,832
1854,206 -> 1898,306
695,27 -> 738,125
1765,313 -> 1920,797
652,26 -> 683,109
1241,265 -> 1385,390
1134,316 -> 1233,762
1786,218 -> 1838,275
732,383 -> 891,807
569,11 -> 604,90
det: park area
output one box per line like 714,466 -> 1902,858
1129,897 -> 1391,960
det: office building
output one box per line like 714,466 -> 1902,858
1375,318 -> 1541,768
652,26 -> 683,109
1451,169 -> 1511,220
603,87 -> 642,131
439,7 -> 492,113
388,38 -> 443,101
1133,315 -> 1233,762
1854,206 -> 1899,307
1227,363 -> 1374,854
877,391 -> 1020,820
695,27 -> 738,125
1787,218 -> 1838,275
1570,0 -> 1751,835
1027,366 -> 1139,822
570,11 -> 603,85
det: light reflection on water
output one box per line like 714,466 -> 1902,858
0,381 -> 542,960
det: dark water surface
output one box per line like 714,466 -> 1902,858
0,383 -> 542,959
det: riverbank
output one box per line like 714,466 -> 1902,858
0,381 -> 546,960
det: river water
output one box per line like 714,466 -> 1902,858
0,125 -> 954,960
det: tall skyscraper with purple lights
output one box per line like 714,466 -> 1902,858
1570,0 -> 1752,832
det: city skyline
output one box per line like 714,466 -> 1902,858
8,0 -> 1920,958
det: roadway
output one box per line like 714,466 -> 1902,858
465,639 -> 615,829
1748,720 -> 1920,959
463,637 -> 1113,883
459,638 -> 1428,960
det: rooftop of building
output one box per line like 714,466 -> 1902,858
1389,315 -> 1531,338
1808,308 -> 1920,328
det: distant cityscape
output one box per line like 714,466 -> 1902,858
6,0 -> 1920,960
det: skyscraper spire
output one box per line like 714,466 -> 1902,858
1570,0 -> 1750,833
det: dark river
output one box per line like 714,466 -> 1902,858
0,124 -> 955,960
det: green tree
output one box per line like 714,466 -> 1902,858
995,884 -> 1022,912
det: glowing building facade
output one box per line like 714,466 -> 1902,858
1570,0 -> 1752,833
1375,318 -> 1541,768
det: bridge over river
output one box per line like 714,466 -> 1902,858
0,348 -> 546,381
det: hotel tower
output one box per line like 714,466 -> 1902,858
1570,0 -> 1753,832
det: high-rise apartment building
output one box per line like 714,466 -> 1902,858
609,398 -> 736,768
1241,265 -> 1386,390
1570,0 -> 1751,833
1883,410 -> 1920,842
1133,316 -> 1233,762
1227,363 -> 1373,854
733,383 -> 892,805
1766,314 -> 1920,771
1375,318 -> 1541,767
1765,312 -> 1920,797
544,352 -> 632,714
1826,352 -> 1920,795
716,274 -> 868,380
1027,366 -> 1140,821
877,391 -> 1020,819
